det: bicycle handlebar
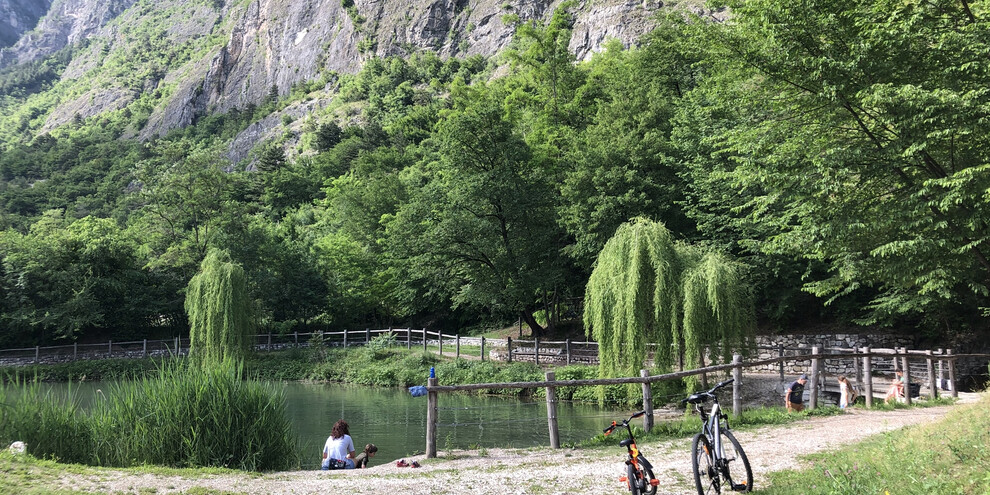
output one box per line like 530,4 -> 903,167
682,378 -> 734,405
603,410 -> 647,434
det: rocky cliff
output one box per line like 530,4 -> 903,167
3,0 -> 696,147
0,0 -> 52,49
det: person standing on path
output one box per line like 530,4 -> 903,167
785,374 -> 808,412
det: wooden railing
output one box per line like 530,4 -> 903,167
420,347 -> 990,458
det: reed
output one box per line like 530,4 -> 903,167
0,378 -> 95,464
0,362 -> 298,471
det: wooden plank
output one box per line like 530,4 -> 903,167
862,346 -> 873,408
901,347 -> 912,405
640,369 -> 654,433
426,376 -> 438,458
546,371 -> 559,448
809,346 -> 820,410
732,354 -> 742,418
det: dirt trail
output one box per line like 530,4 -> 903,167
49,392 -> 980,495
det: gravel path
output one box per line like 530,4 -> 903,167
51,392 -> 979,495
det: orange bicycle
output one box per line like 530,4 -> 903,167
604,411 -> 659,495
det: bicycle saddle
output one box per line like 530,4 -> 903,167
685,393 -> 708,404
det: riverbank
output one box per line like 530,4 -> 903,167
3,391 -> 981,495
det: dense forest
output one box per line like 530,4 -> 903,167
0,0 -> 987,348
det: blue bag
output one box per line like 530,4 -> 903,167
408,385 -> 427,397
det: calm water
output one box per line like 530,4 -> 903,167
14,382 -> 626,469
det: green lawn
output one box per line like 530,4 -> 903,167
755,393 -> 990,495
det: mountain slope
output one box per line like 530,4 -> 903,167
0,0 -> 681,146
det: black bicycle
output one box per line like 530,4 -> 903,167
604,411 -> 659,495
682,379 -> 753,494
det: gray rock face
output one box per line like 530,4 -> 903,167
0,0 -> 51,49
11,0 -> 666,149
0,0 -> 135,68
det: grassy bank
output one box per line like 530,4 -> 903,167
755,393 -> 990,494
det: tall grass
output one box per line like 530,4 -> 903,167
0,361 -> 298,471
0,378 -> 95,464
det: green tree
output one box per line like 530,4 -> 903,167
584,219 -> 753,383
0,211 -> 165,344
684,0 -> 990,330
386,90 -> 566,336
133,138 -> 236,273
185,249 -> 254,365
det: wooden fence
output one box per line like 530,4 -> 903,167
420,347 -> 990,458
0,329 -> 602,366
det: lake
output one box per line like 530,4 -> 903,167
14,381 -> 627,469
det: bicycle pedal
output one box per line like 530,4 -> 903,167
619,476 -> 628,482
731,482 -> 748,491
649,479 -> 659,487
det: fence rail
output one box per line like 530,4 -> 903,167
420,347 -> 990,458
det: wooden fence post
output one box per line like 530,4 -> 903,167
73,342 -> 77,361
294,332 -> 299,347
947,348 -> 958,398
640,369 -> 654,433
778,343 -> 785,381
480,337 -> 486,361
809,346 -> 820,410
545,371 -> 560,448
267,333 -> 272,351
456,334 -> 461,359
423,329 -> 428,352
143,339 -> 148,358
937,348 -> 944,390
926,350 -> 937,399
344,329 -> 348,348
862,346 -> 873,408
507,337 -> 513,363
853,348 -> 861,390
426,376 -> 438,458
535,338 -> 540,365
407,328 -> 412,350
35,346 -> 39,364
365,328 -> 370,345
109,340 -> 113,358
565,339 -> 571,365
732,354 -> 742,418
901,347 -> 912,405
439,331 -> 444,356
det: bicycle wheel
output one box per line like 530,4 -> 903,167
626,463 -> 641,495
719,430 -> 753,492
641,466 -> 657,495
692,433 -> 720,495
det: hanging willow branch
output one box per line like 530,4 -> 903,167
584,218 -> 754,383
185,249 -> 254,367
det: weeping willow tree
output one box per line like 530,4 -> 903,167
584,218 -> 754,384
185,249 -> 254,366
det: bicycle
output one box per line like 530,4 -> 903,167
604,410 -> 659,495
682,378 -> 753,494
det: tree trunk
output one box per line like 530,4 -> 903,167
521,309 -> 546,338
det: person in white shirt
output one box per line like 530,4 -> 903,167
321,419 -> 356,470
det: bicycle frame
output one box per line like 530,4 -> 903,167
699,401 -> 727,467
605,411 -> 658,494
